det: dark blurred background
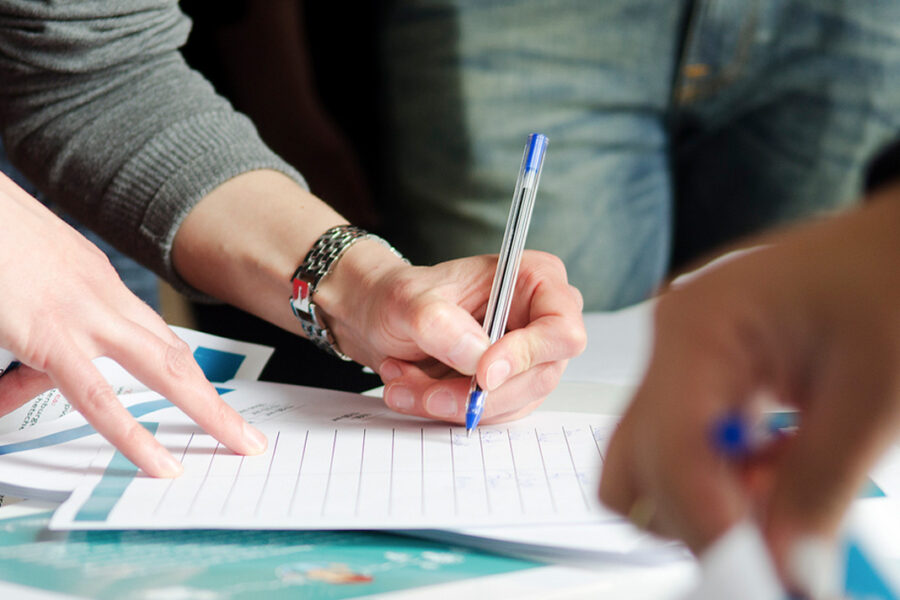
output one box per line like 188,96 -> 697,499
180,0 -> 386,392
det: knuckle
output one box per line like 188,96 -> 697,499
569,284 -> 585,312
164,340 -> 195,379
79,380 -> 116,414
543,251 -> 567,273
534,363 -> 563,397
408,299 -> 450,335
120,419 -> 149,448
20,320 -> 67,373
84,251 -> 118,282
530,250 -> 568,277
207,397 -> 236,428
567,322 -> 588,356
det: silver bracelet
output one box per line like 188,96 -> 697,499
290,225 -> 406,360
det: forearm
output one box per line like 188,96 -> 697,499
172,170 -> 405,338
0,1 -> 305,296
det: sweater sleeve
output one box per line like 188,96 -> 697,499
0,0 -> 307,299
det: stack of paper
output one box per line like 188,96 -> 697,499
0,327 -> 681,568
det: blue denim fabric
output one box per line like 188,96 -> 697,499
381,0 -> 900,310
0,139 -> 160,311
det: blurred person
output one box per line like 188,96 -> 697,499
599,140 -> 900,593
380,0 -> 900,309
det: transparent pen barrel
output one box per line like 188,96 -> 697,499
482,134 -> 548,342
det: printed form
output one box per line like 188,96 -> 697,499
48,380 -> 621,531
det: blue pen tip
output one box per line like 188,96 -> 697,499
466,390 -> 485,431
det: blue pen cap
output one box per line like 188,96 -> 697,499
524,133 -> 549,173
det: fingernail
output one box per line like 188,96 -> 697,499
786,535 -> 842,599
387,385 -> 414,411
426,390 -> 458,418
379,360 -> 403,383
447,332 -> 489,373
485,360 -> 511,390
155,451 -> 184,478
244,423 -> 268,454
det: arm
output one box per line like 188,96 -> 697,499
0,1 -> 587,422
174,170 -> 587,423
0,0 -> 305,296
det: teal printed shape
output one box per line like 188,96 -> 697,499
193,347 -> 245,382
0,513 -> 537,599
0,390 -> 231,456
844,539 -> 899,600
860,479 -> 887,499
0,400 -> 171,455
74,422 -> 158,522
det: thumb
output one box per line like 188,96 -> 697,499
398,295 -> 490,375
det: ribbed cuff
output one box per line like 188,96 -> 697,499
103,110 -> 308,301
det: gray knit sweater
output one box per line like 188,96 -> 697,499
0,1 -> 307,297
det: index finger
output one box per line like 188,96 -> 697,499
99,320 -> 267,457
48,347 -> 184,478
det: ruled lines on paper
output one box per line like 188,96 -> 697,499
55,416 -> 620,531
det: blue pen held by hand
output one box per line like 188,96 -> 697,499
465,133 -> 549,436
711,410 -> 798,460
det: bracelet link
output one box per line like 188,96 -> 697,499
290,225 -> 405,360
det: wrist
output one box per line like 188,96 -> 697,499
289,227 -> 408,360
312,237 -> 410,355
172,170 -> 347,331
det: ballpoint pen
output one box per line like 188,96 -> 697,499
711,409 -> 797,460
465,133 -> 549,436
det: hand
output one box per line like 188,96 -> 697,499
598,191 -> 900,584
0,173 -> 267,477
171,171 -> 585,423
317,244 -> 587,424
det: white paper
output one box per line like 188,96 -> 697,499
562,301 -> 654,386
682,521 -> 784,600
0,326 -> 273,434
408,523 -> 688,566
49,380 -> 620,531
0,348 -> 15,375
564,249 -> 763,388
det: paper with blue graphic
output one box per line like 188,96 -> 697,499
685,518 -> 900,600
0,509 -> 538,600
49,380 -> 625,531
0,328 -> 273,500
0,326 -> 273,435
